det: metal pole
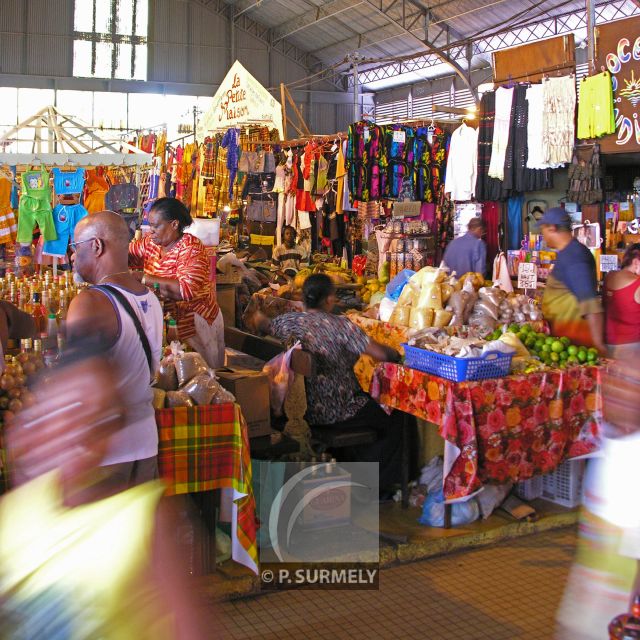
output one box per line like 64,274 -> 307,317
586,0 -> 596,72
353,60 -> 359,122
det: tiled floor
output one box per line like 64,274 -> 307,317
217,527 -> 577,640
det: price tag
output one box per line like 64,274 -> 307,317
392,130 -> 406,144
517,262 -> 538,290
600,254 -> 619,273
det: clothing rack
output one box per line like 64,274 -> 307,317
498,63 -> 575,84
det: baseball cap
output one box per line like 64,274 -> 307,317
538,207 -> 571,227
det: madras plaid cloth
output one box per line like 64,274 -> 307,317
156,402 -> 258,571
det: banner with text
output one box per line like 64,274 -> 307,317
197,60 -> 284,141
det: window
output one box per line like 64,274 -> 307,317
73,0 -> 148,80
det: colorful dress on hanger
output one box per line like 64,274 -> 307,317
221,128 -> 240,199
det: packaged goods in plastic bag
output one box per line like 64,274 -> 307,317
416,282 -> 443,311
418,489 -> 480,527
409,307 -> 434,330
175,351 -> 209,387
153,388 -> 167,410
396,281 -> 420,306
379,297 -> 396,323
433,309 -> 453,328
386,269 -> 416,302
165,390 -> 195,408
155,357 -> 179,391
410,266 -> 446,285
183,370 -> 236,405
389,304 -> 412,327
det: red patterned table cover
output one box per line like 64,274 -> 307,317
370,363 -> 602,500
156,402 -> 258,573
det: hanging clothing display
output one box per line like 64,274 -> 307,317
488,86 -> 515,181
346,121 -> 384,202
84,169 -> 110,214
17,170 -> 56,244
220,128 -> 240,199
481,201 -> 501,266
507,85 -> 553,194
413,127 -> 433,202
43,204 -> 88,257
541,75 -> 575,167
507,195 -> 524,251
0,179 -> 17,245
383,125 -> 415,199
525,84 -> 546,170
577,71 -> 616,140
444,122 -> 478,201
52,168 -> 86,196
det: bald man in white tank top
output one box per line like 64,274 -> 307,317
67,211 -> 163,487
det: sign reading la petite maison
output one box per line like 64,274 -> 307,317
197,61 -> 284,141
596,15 -> 640,153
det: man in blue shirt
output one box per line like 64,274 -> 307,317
539,207 -> 604,352
442,218 -> 487,277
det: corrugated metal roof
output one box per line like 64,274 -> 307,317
238,0 -> 629,86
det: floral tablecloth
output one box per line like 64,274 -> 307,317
370,363 -> 602,500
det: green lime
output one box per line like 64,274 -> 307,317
559,351 -> 568,361
525,335 -> 536,348
587,347 -> 599,358
541,344 -> 551,353
545,336 -> 555,345
537,333 -> 546,341
508,323 -> 519,333
534,339 -> 545,351
560,336 -> 571,347
567,355 -> 578,364
520,324 -> 531,334
587,351 -> 598,362
577,349 -> 587,363
567,345 -> 578,356
550,352 -> 560,363
551,340 -> 564,353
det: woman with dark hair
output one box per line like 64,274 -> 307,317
604,243 -> 640,359
129,197 -> 223,367
247,274 -> 405,493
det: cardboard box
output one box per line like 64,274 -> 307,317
216,367 -> 271,438
216,284 -> 236,327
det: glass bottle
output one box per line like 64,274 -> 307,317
166,318 -> 179,344
30,292 -> 47,335
57,294 -> 68,337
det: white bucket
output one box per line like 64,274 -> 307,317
185,217 -> 220,246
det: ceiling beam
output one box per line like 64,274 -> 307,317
363,0 -> 476,98
271,0 -> 366,45
190,0 -> 348,91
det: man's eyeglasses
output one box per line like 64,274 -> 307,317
70,237 -> 96,251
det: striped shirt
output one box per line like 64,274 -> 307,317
129,233 -> 218,341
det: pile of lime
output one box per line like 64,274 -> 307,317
504,324 -> 599,367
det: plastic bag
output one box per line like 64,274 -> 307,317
476,483 -> 513,519
416,282 -> 443,311
262,341 -> 301,417
165,390 -> 194,408
389,304 -> 412,327
433,309 -> 453,328
175,352 -> 209,387
183,370 -> 236,406
153,388 -> 167,410
386,269 -> 416,302
418,490 -> 480,527
409,307 -> 434,330
155,356 -> 179,391
396,281 -> 420,306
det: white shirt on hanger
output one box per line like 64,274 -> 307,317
488,86 -> 515,181
444,122 -> 479,201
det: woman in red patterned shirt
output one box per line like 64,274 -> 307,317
129,197 -> 223,367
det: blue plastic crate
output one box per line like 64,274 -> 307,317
401,343 -> 513,382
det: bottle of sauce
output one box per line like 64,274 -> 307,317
30,292 -> 46,335
166,318 -> 179,344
